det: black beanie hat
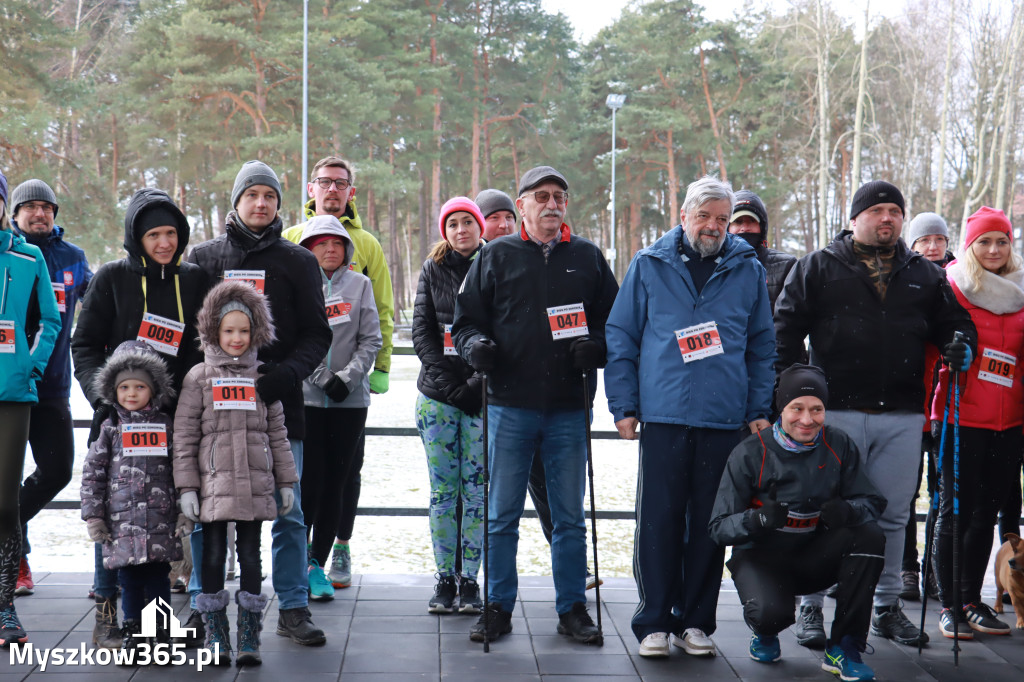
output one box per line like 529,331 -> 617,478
134,206 -> 180,243
849,180 -> 905,220
731,190 -> 768,236
776,364 -> 828,413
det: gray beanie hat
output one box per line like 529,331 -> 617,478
11,179 -> 58,219
905,212 -> 949,247
231,160 -> 282,209
474,189 -> 516,219
219,300 -> 253,324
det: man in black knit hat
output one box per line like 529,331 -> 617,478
727,190 -> 796,312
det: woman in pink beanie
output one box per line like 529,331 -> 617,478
929,206 -> 1024,639
412,197 -> 486,614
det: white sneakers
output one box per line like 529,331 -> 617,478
673,628 -> 716,656
638,628 -> 715,657
638,632 -> 670,657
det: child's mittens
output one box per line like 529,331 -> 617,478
175,514 -> 195,538
324,375 -> 350,403
180,491 -> 201,522
278,487 -> 294,515
87,518 -> 112,543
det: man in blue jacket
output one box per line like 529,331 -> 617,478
605,175 -> 776,659
10,179 -> 92,596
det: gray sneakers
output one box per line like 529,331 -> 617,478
795,604 -> 826,649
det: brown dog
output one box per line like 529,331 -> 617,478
994,533 -> 1024,629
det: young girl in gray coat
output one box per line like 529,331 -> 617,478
173,280 -> 298,666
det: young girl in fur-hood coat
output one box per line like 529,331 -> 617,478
172,280 -> 297,666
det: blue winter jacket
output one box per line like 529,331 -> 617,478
604,227 -> 776,428
13,225 -> 92,400
0,229 -> 61,403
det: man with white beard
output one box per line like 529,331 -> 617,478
604,175 -> 776,658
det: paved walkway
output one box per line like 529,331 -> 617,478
1,572 -> 1022,681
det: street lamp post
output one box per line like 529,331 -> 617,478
301,0 -> 309,206
605,94 -> 626,275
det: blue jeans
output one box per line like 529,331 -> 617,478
188,438 -> 308,610
93,543 -> 118,600
487,406 -> 587,615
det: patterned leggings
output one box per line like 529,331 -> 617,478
415,394 -> 484,579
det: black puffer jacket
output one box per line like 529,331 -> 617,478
775,231 -> 976,412
413,247 -> 481,406
186,212 -> 331,440
756,246 -> 797,312
72,188 -> 210,407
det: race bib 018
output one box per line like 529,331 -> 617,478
675,321 -> 724,363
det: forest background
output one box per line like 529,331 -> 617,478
2,0 -> 1022,311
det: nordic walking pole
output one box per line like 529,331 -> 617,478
581,370 -> 602,635
951,365 -> 962,666
481,371 -> 490,653
919,377 -> 953,655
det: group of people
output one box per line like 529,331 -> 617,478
0,154 -> 1021,681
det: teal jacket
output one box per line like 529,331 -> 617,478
0,228 -> 61,403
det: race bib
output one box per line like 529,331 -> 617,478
325,295 -> 352,326
443,324 -> 457,356
978,348 -> 1015,388
675,321 -> 724,363
547,303 -> 589,340
212,377 -> 257,411
52,281 -> 66,313
0,320 -> 14,353
136,313 -> 185,356
224,270 -> 266,295
120,423 -> 168,457
780,510 -> 821,534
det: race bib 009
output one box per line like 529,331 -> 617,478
137,313 -> 185,356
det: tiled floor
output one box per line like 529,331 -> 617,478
1,572 -> 1022,681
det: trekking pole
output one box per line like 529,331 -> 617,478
481,371 -> 490,653
951,367 -> 962,666
581,370 -> 602,635
919,378 -> 953,655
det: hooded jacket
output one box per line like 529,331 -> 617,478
301,224 -> 382,409
80,341 -> 182,570
775,231 -> 977,412
187,211 -> 331,440
0,228 -> 61,403
172,280 -> 298,523
14,224 -> 92,400
283,199 -> 395,374
930,261 -> 1024,430
413,245 -> 481,406
72,189 -> 210,407
604,228 -> 776,428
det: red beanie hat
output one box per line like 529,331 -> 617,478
964,206 -> 1012,248
438,197 -> 485,242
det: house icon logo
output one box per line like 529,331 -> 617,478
135,597 -> 197,638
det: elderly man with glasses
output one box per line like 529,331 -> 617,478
452,165 -> 619,646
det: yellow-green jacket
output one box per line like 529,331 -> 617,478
284,199 -> 394,373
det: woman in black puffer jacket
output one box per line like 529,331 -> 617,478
412,197 -> 486,615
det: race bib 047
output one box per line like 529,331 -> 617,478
547,303 -> 589,340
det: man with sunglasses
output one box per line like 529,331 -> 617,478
452,165 -> 618,646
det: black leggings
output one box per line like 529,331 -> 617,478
303,407 -> 367,565
119,562 -> 171,622
0,403 -> 30,605
335,430 -> 366,541
202,520 -> 262,595
20,399 -> 74,554
933,425 -> 1022,607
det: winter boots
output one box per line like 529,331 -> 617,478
196,589 -> 232,666
92,596 -> 121,649
235,590 -> 268,666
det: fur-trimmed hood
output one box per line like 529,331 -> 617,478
196,279 -> 276,351
94,340 -> 175,409
948,260 -> 1024,315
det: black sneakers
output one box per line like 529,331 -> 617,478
276,606 -> 326,646
469,603 -> 513,642
963,602 -> 1010,635
428,575 -> 457,614
556,602 -> 603,645
939,608 -> 973,639
796,604 -> 827,649
870,602 -> 929,645
458,578 -> 482,614
899,570 -> 920,602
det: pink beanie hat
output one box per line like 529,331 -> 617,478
964,206 -> 1012,247
438,197 -> 485,242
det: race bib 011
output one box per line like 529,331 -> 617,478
212,377 -> 257,411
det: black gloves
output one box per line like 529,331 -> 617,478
448,377 -> 483,416
941,338 -> 972,372
87,403 -> 114,447
256,362 -> 294,405
469,338 -> 498,372
819,498 -> 854,529
746,484 -> 788,533
324,375 -> 351,403
569,337 -> 604,370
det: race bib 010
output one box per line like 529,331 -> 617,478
120,423 -> 168,457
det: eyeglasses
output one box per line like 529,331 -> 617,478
522,190 -> 569,205
20,201 -> 54,214
313,177 -> 352,191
